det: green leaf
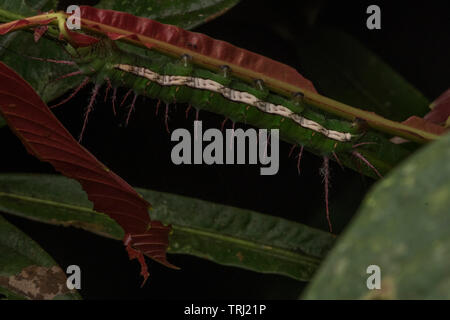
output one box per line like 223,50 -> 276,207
96,0 -> 241,30
0,0 -> 78,130
0,174 -> 335,282
0,214 -> 81,299
0,0 -> 55,19
0,32 -> 81,102
302,133 -> 450,299
292,28 -> 430,121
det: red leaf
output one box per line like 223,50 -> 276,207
64,23 -> 100,47
425,88 -> 450,126
0,62 -> 177,284
0,19 -> 30,35
0,17 -> 55,35
0,7 -> 316,94
401,116 -> 448,136
33,25 -> 48,42
391,114 -> 448,144
76,6 -> 317,93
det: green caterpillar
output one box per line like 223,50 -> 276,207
71,40 -> 361,157
0,6 -> 414,181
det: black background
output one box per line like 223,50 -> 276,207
1,0 -> 449,299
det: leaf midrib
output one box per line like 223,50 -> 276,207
0,191 -> 322,267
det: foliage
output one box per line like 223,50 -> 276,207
0,0 -> 448,299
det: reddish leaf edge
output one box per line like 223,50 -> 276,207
0,9 -> 317,93
401,116 -> 448,136
75,5 -> 318,93
0,62 -> 178,285
391,115 -> 449,144
426,88 -> 450,126
0,17 -> 55,36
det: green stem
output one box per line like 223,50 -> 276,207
74,13 -> 440,144
0,10 -> 440,144
0,8 -> 24,22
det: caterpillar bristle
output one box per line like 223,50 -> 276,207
125,93 -> 138,127
320,156 -> 333,233
56,70 -> 83,81
79,84 -> 100,142
44,70 -> 83,93
185,104 -> 192,119
195,108 -> 200,121
296,145 -> 304,175
288,144 -> 296,158
155,100 -> 161,115
352,151 -> 383,179
104,77 -> 112,103
221,117 -> 228,132
352,151 -> 364,179
112,87 -> 117,116
33,57 -> 75,65
352,141 -> 377,149
332,151 -> 344,170
164,103 -> 170,134
120,88 -> 133,107
0,44 -> 76,65
50,76 -> 90,109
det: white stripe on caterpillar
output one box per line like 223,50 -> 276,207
115,64 -> 353,142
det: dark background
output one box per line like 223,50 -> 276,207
1,0 -> 449,299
